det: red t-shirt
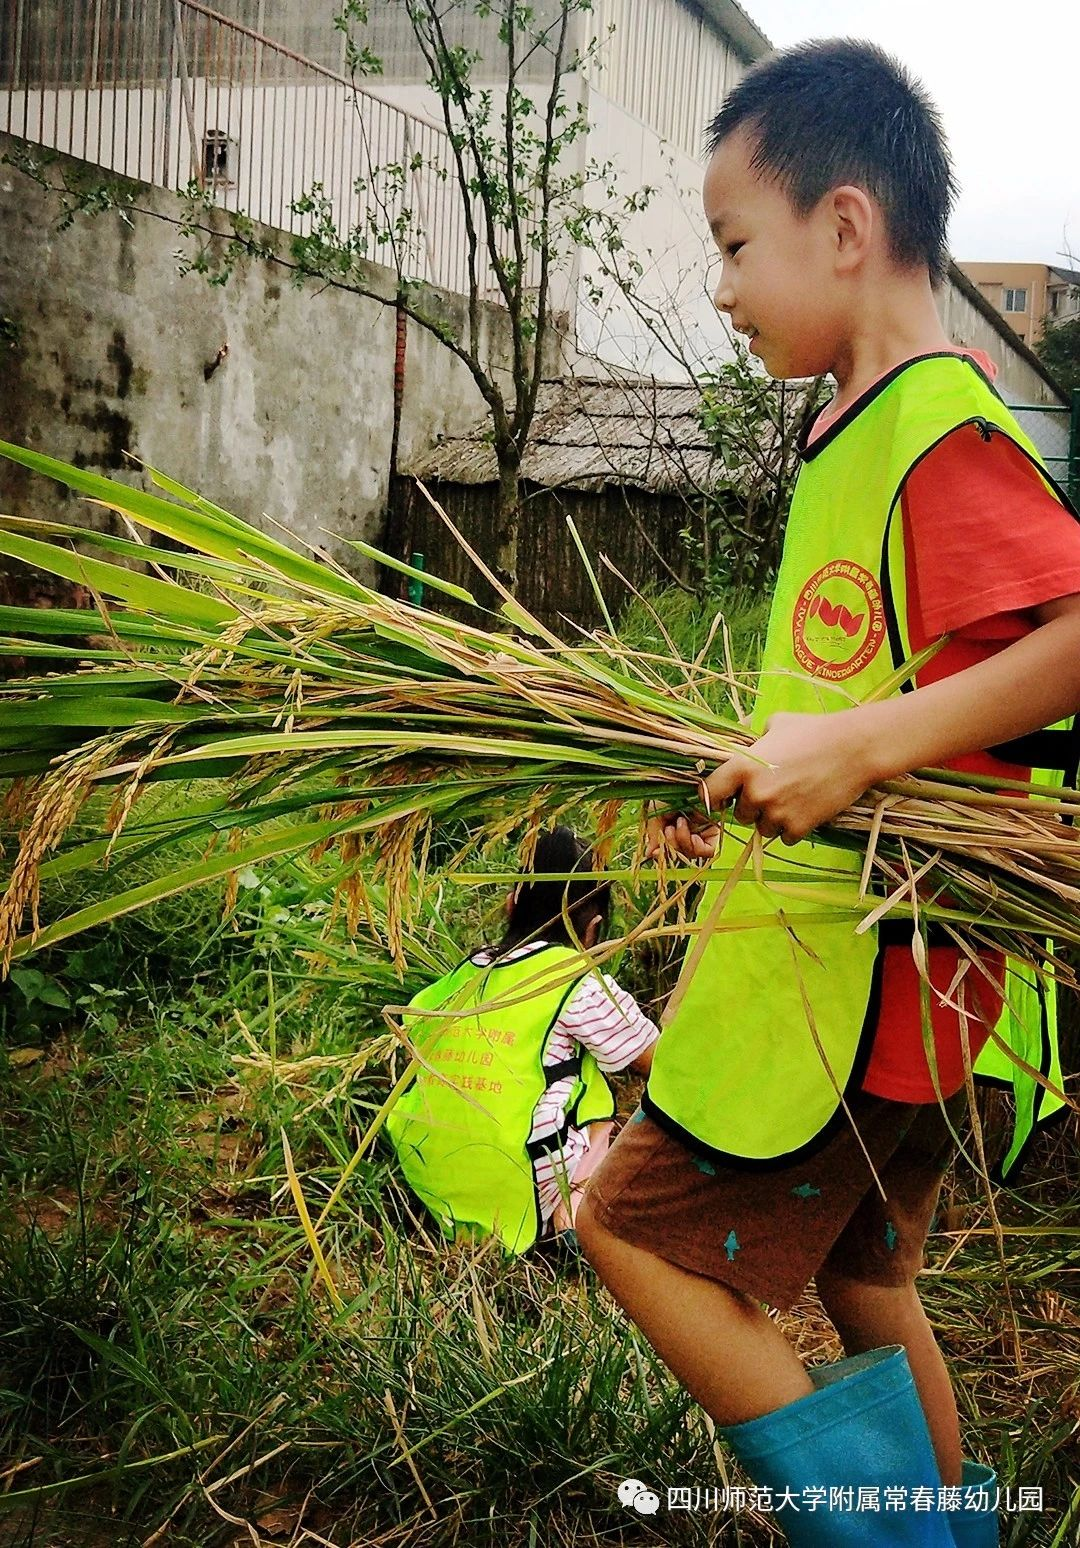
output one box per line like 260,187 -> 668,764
808,353 -> 1080,1102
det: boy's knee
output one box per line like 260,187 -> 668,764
816,1265 -> 920,1336
573,1192 -> 605,1261
816,1263 -> 863,1311
574,1193 -> 633,1287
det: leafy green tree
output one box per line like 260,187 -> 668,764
320,0 -> 606,587
696,352 -> 827,592
1035,314 -> 1080,393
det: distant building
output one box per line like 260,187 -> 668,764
958,261 -> 1080,347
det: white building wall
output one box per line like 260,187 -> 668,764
2,0 -> 735,376
573,89 -> 734,379
572,0 -> 750,380
587,0 -> 743,161
1,78 -> 506,300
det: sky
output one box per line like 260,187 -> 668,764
737,0 -> 1080,268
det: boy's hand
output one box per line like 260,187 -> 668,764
646,808 -> 721,860
649,710 -> 875,859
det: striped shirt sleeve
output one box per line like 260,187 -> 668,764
547,972 -> 659,1073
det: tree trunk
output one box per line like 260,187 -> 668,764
494,450 -> 522,594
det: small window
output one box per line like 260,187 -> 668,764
1002,287 -> 1028,313
203,130 -> 233,187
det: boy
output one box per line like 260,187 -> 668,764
575,39 -> 1080,1548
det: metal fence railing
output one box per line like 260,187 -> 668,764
1,0 -> 532,299
1008,391 -> 1080,503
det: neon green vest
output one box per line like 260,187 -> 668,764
385,944 -> 616,1253
646,354 -> 1077,1170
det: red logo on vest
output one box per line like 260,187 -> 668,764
791,559 -> 886,681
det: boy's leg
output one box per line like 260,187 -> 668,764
576,1195 -> 813,1423
577,1088 -> 967,1433
815,1268 -> 961,1485
552,1120 -> 614,1234
813,1090 -> 971,1486
575,1090 -> 930,1422
577,1097 -> 969,1544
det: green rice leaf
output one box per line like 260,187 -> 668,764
0,528 -> 235,626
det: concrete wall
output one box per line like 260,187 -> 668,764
938,272 -> 1060,405
0,133 -> 541,576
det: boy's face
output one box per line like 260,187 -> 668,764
703,132 -> 844,379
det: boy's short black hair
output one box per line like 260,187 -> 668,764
706,39 -> 956,285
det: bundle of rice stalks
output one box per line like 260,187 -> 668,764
1,441 -> 1079,995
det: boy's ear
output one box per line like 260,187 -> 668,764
505,888 -> 517,917
829,184 -> 875,272
583,913 -> 602,949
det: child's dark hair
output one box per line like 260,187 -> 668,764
498,826 -> 611,954
706,39 -> 956,285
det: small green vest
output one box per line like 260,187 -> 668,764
645,354 -> 1077,1171
385,944 -> 616,1253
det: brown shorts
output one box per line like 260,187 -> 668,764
586,1088 -> 967,1313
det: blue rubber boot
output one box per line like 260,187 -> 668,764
948,1462 -> 998,1547
719,1345 -> 955,1544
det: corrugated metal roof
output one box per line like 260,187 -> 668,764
403,377 -> 737,494
698,0 -> 771,63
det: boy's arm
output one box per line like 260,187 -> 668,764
658,592 -> 1080,855
630,1041 -> 655,1075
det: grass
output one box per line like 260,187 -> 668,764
1,761 -> 1078,1547
0,872 -> 712,1547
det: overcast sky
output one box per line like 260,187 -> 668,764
737,0 -> 1080,268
